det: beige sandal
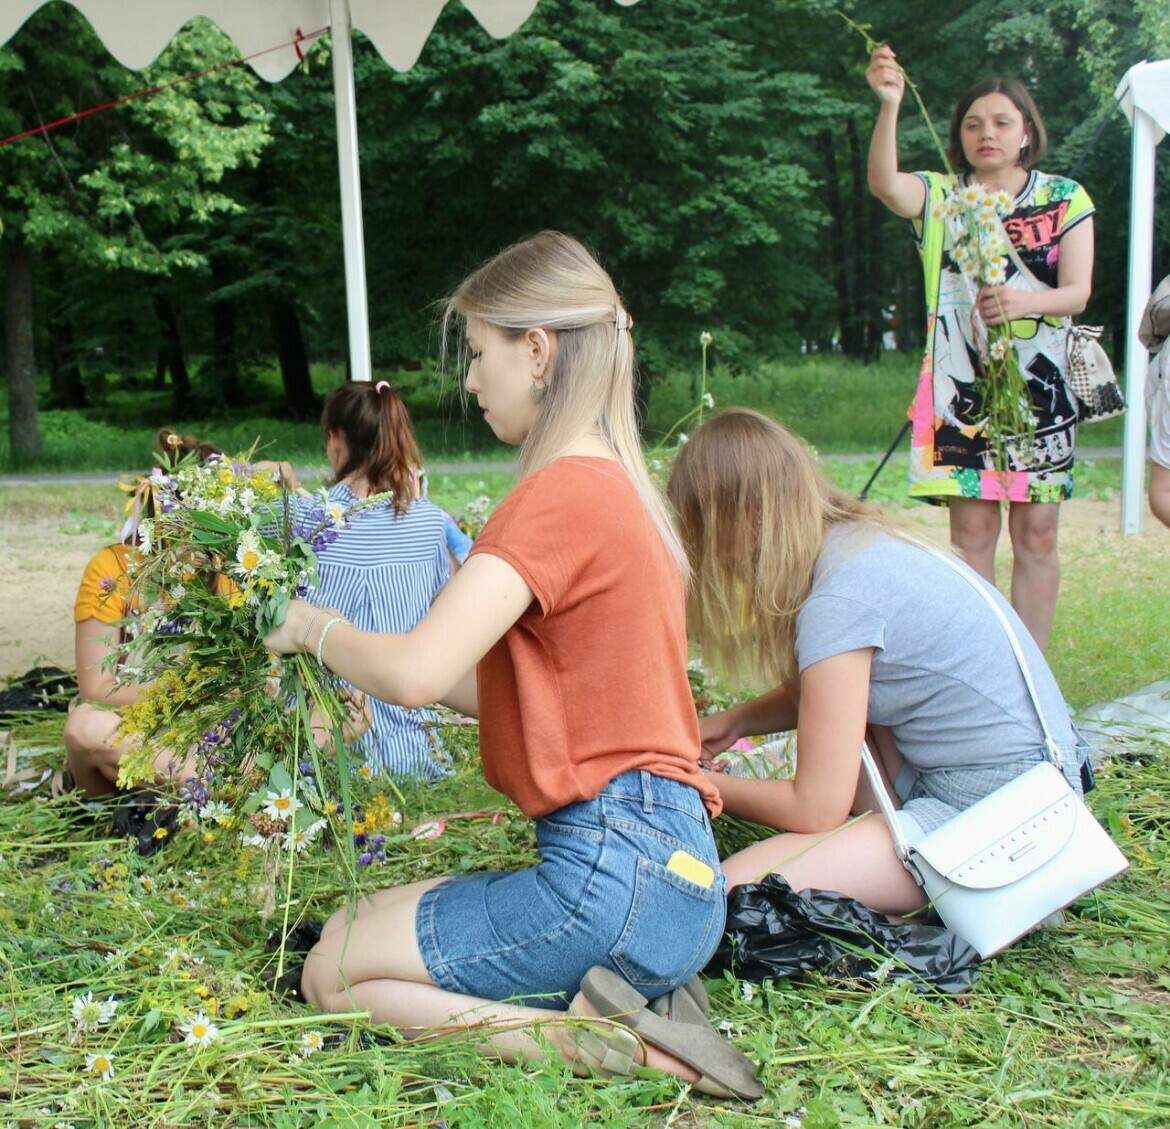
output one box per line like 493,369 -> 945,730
561,1012 -> 644,1078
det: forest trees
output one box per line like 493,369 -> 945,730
0,0 -> 1166,463
0,6 -> 270,462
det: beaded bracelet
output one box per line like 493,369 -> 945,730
301,608 -> 326,652
315,616 -> 349,667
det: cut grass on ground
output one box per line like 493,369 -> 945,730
1,716 -> 1166,1126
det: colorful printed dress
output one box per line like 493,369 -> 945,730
909,170 -> 1095,503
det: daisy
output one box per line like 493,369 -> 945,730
71,992 -> 118,1031
990,338 -> 1010,361
961,184 -> 982,206
700,331 -> 714,347
283,819 -> 327,853
199,800 -> 232,825
984,262 -> 1007,286
235,531 -> 263,574
180,1011 -> 220,1047
300,1030 -> 325,1056
85,1051 -> 115,1081
262,789 -> 302,821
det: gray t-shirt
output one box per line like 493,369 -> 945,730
794,525 -> 1077,772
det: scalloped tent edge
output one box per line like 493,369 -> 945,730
1115,59 -> 1170,534
0,0 -> 641,381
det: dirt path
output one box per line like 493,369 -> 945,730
0,494 -> 1165,683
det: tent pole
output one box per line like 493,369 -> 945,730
330,0 -> 372,382
1120,104 -> 1156,534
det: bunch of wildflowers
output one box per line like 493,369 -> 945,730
111,450 -> 386,882
935,184 -> 1036,469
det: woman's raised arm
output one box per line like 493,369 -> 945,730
866,46 -> 926,220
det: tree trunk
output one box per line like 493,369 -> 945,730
48,313 -> 89,409
209,256 -> 239,401
269,298 -> 317,419
848,119 -> 883,364
153,292 -> 192,413
817,130 -> 859,357
4,242 -> 42,467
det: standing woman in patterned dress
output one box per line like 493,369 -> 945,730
865,46 -> 1095,651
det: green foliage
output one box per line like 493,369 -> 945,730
1,10 -> 271,272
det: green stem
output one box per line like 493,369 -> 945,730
837,11 -> 953,174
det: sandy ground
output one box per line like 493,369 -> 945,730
0,494 -> 1166,684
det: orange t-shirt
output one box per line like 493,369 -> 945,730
73,543 -> 238,628
74,543 -> 140,626
469,457 -> 720,820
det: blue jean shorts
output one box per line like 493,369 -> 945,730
415,770 -> 726,1009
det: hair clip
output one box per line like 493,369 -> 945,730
615,304 -> 633,332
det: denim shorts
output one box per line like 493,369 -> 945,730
415,770 -> 726,1009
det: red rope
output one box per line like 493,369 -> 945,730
0,25 -> 328,150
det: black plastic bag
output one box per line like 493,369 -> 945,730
705,874 -> 981,994
0,665 -> 76,720
110,792 -> 180,857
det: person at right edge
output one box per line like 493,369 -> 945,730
865,45 -> 1096,652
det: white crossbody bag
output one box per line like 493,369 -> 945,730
860,548 -> 1128,959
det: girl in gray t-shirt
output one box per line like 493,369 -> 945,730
668,409 -> 1085,918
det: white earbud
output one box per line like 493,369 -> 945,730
1020,137 -> 1029,149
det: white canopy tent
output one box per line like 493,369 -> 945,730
1115,59 -> 1170,533
0,0 -> 640,382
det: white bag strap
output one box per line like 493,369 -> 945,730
920,543 -> 1063,765
860,741 -> 915,860
859,539 -> 1065,858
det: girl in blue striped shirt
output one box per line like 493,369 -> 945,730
302,381 -> 452,778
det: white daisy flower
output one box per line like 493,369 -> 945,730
84,1051 -> 115,1081
300,1030 -> 325,1056
700,331 -> 714,347
71,992 -> 118,1031
990,338 -> 1010,361
702,392 -> 715,410
198,800 -> 232,825
180,1011 -> 220,1047
262,789 -> 302,821
984,262 -> 1007,286
283,819 -> 327,853
235,530 -> 264,575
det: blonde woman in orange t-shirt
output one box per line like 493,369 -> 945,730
262,233 -> 763,1100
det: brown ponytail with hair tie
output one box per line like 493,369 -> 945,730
320,382 -> 421,515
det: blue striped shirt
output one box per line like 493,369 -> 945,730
298,484 -> 451,779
